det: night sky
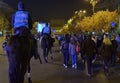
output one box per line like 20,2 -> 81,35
3,0 -> 90,21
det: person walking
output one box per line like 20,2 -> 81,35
61,34 -> 70,68
69,36 -> 77,69
110,35 -> 118,66
100,34 -> 113,75
81,33 -> 96,77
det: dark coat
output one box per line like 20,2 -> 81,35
100,43 -> 113,63
111,39 -> 118,53
81,37 -> 96,58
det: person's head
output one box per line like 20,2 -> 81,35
18,1 -> 25,10
103,33 -> 108,39
45,23 -> 49,27
70,37 -> 75,44
64,34 -> 70,43
103,35 -> 111,45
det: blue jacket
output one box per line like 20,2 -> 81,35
12,10 -> 32,30
42,26 -> 51,35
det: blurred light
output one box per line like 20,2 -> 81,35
36,23 -> 46,33
75,11 -> 78,14
110,22 -> 115,28
83,10 -> 86,13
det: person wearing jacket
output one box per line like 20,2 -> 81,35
42,23 -> 51,36
100,34 -> 113,75
12,2 -> 32,34
69,36 -> 77,69
110,35 -> 118,65
12,1 -> 40,58
81,33 -> 96,77
61,34 -> 70,68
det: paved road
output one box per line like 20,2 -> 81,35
0,38 -> 120,83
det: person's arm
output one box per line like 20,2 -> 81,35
11,14 -> 15,28
41,27 -> 44,36
28,13 -> 33,30
50,27 -> 51,34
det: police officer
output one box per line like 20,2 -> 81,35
12,2 -> 32,34
41,22 -> 52,45
12,1 -> 39,59
42,23 -> 51,36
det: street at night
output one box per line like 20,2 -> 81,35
0,0 -> 120,83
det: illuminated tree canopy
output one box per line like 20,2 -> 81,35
75,11 -> 119,32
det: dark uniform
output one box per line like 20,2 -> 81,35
12,2 -> 39,58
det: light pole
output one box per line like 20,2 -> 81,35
90,0 -> 98,14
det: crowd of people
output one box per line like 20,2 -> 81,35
57,32 -> 120,77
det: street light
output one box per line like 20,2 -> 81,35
78,10 -> 86,20
90,0 -> 99,14
79,10 -> 86,14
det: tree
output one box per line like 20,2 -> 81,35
0,1 -> 15,32
32,21 -> 39,34
0,12 -> 11,31
76,11 -> 119,33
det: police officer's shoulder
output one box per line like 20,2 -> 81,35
16,10 -> 29,13
14,10 -> 29,17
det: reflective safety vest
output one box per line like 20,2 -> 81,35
42,26 -> 50,34
14,11 -> 29,29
